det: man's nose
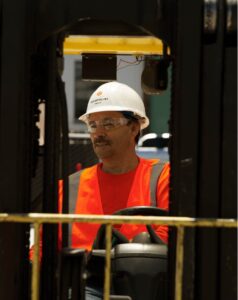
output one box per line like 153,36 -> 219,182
91,126 -> 107,136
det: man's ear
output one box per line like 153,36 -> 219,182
130,121 -> 140,139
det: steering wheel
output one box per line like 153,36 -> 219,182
93,206 -> 168,249
113,206 -> 168,216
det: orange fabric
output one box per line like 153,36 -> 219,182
58,179 -> 63,214
58,180 -> 63,248
29,181 -> 63,261
72,158 -> 170,250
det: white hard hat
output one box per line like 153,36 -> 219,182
79,81 -> 149,129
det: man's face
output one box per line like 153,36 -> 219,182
87,111 -> 140,160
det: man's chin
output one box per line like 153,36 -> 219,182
95,149 -> 113,160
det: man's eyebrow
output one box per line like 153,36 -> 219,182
102,117 -> 113,121
91,117 -> 113,122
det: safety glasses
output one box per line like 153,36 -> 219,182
86,117 -> 130,133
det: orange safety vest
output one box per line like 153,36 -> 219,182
72,158 -> 170,250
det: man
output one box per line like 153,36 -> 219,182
70,81 -> 170,299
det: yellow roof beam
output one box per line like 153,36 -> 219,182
63,35 -> 170,55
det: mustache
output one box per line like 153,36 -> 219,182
93,136 -> 111,146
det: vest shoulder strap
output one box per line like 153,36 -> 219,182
69,170 -> 82,214
150,161 -> 166,207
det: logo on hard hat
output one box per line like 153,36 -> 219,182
96,91 -> 103,96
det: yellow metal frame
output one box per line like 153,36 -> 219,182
63,35 -> 170,55
0,213 -> 236,300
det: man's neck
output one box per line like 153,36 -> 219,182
101,155 -> 139,174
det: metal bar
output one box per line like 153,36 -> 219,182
42,35 -> 59,300
175,227 -> 185,300
31,222 -> 41,300
0,213 -> 236,228
0,213 -> 235,300
63,36 -> 170,55
104,224 -> 112,300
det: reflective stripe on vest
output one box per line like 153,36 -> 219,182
150,161 -> 166,207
